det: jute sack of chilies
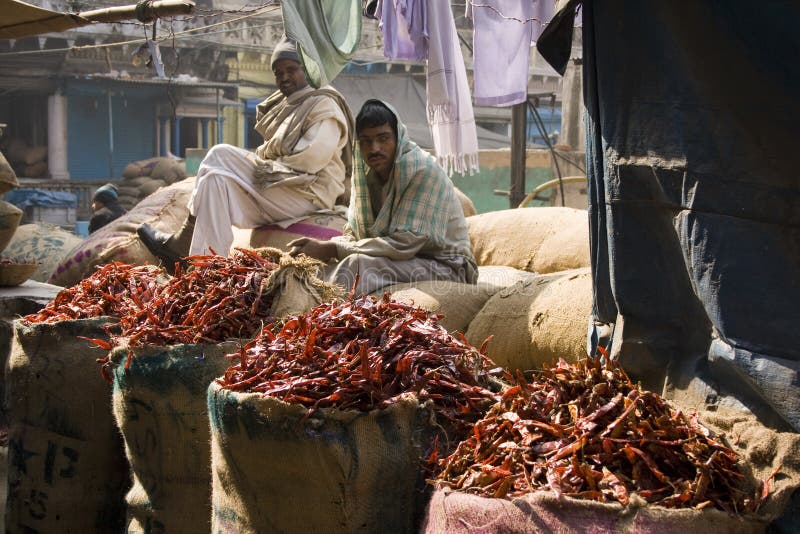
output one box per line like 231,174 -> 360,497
465,268 -> 593,372
208,385 -> 431,534
422,404 -> 800,534
5,318 -> 129,533
110,342 -> 236,534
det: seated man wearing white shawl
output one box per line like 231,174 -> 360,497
289,99 -> 477,295
138,36 -> 353,270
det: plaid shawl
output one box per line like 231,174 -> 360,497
347,101 -> 453,249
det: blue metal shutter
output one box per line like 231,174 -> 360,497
67,92 -> 155,179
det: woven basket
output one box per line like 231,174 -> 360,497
0,263 -> 38,286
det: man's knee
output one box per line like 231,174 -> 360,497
202,144 -> 239,166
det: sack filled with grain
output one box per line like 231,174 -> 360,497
4,223 -> 83,282
122,157 -> 162,179
372,280 -> 495,333
467,207 -> 589,273
465,268 -> 593,372
150,158 -> 186,184
0,150 -> 19,195
138,178 -> 167,197
455,187 -> 477,217
0,200 -> 24,254
23,146 -> 47,166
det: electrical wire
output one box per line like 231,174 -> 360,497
528,97 -> 565,207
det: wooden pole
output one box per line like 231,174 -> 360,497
79,0 -> 195,24
509,101 -> 527,208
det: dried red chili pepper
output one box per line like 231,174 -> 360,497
22,262 -> 164,324
217,292 -> 503,453
433,357 -> 766,514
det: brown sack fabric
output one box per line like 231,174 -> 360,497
5,318 -> 129,533
466,268 -> 593,371
110,342 -> 236,534
467,207 -> 589,273
209,385 -> 429,534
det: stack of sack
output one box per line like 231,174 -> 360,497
2,137 -> 48,178
116,157 -> 187,211
374,207 -> 592,373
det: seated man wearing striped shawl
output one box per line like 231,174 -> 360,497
138,36 -> 352,271
289,99 -> 477,295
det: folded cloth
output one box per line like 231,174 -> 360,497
425,0 -> 479,175
281,0 -> 362,88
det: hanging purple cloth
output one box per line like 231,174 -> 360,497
377,0 -> 428,61
469,0 -> 538,107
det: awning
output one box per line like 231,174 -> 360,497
0,0 -> 195,40
0,0 -> 89,40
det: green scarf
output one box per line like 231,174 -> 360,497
347,101 -> 453,249
281,0 -> 362,89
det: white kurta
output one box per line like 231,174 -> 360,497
187,108 -> 345,256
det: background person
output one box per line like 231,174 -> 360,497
89,183 -> 126,234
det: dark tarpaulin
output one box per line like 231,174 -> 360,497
538,0 -> 800,436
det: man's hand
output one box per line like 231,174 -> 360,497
288,237 -> 338,262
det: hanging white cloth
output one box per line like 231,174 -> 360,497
425,0 -> 479,176
468,0 -> 536,107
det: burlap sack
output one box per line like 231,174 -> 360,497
372,280 -> 495,333
48,177 -> 195,286
150,158 -> 186,184
423,404 -> 800,533
5,139 -> 27,164
454,187 -> 477,217
139,179 -> 166,197
4,223 -> 83,282
264,252 -> 342,319
120,176 -> 152,188
476,265 -> 539,292
117,195 -> 140,211
209,384 -> 430,534
465,268 -> 593,371
231,211 -> 347,252
22,161 -> 48,178
467,207 -> 590,273
123,157 -> 163,179
116,185 -> 140,199
422,488 -> 767,534
5,318 -> 129,533
0,150 -> 19,195
111,342 -> 237,534
0,200 -> 23,254
23,146 -> 47,166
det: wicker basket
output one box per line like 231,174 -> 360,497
0,262 -> 38,286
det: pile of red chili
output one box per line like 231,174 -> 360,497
22,262 -> 163,324
433,357 -> 761,512
217,292 -> 501,441
114,248 -> 281,346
